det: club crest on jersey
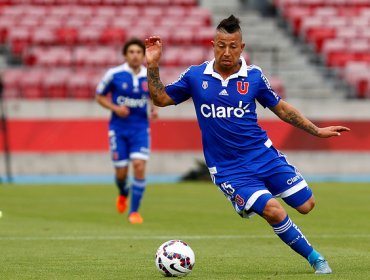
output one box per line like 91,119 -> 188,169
122,82 -> 128,90
237,81 -> 249,95
235,194 -> 245,207
141,81 -> 148,92
202,81 -> 208,89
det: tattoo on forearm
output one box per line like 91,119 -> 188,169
285,111 -> 319,136
147,67 -> 165,99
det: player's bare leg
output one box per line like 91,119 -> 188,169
262,198 -> 332,274
128,159 -> 146,224
115,166 -> 129,214
295,195 -> 315,214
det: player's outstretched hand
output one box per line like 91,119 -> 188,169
145,36 -> 162,67
316,126 -> 350,138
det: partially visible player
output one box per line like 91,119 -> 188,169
96,38 -> 157,224
145,16 -> 350,273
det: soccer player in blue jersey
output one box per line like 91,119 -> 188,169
96,38 -> 157,224
145,15 -> 350,273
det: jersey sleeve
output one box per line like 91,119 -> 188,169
255,71 -> 281,108
165,67 -> 192,105
96,70 -> 113,95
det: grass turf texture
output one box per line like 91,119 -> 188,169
0,182 -> 369,279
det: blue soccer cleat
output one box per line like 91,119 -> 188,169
312,256 -> 332,274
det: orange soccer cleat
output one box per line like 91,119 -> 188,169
116,195 -> 127,214
128,212 -> 144,224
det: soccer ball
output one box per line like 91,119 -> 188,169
155,240 -> 195,277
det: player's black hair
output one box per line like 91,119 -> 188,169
122,38 -> 145,55
216,15 -> 241,34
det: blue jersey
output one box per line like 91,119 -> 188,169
96,63 -> 150,129
165,57 -> 281,184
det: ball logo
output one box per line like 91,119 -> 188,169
237,81 -> 249,95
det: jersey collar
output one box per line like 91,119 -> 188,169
203,56 -> 248,81
122,62 -> 147,78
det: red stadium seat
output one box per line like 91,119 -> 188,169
165,6 -> 187,17
100,27 -> 126,45
19,70 -> 45,99
43,70 -> 70,98
149,26 -> 172,43
125,27 -> 152,41
8,27 -> 31,55
67,72 -> 95,99
142,6 -> 163,17
77,28 -> 103,45
193,27 -> 214,46
23,47 -> 72,66
18,15 -> 41,29
116,6 -> 140,17
30,28 -> 57,46
2,68 -> 23,98
178,47 -> 205,66
56,27 -> 78,45
161,47 -> 181,67
283,6 -> 312,35
94,6 -> 116,17
0,16 -> 17,43
68,73 -> 91,99
171,28 -> 194,45
306,27 -> 336,52
42,16 -> 65,28
86,16 -> 110,28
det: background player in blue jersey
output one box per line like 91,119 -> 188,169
145,16 -> 350,273
96,38 -> 157,224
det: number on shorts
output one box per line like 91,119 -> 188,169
220,182 -> 235,195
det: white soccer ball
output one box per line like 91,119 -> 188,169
155,240 -> 195,277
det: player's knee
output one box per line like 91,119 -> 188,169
296,196 -> 315,214
132,160 -> 146,176
262,199 -> 287,224
115,167 -> 128,181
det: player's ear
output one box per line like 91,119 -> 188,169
241,42 -> 245,51
211,40 -> 215,48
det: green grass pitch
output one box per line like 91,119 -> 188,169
0,182 -> 369,279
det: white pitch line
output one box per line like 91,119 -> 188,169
0,234 -> 369,241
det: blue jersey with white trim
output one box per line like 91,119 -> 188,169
165,57 -> 282,183
96,63 -> 150,129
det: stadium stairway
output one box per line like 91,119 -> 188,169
200,0 -> 346,99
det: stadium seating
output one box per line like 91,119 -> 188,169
275,0 -> 370,98
1,1 -> 285,99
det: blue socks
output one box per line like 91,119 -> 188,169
272,215 -> 314,261
116,178 -> 129,197
307,249 -> 322,265
129,178 -> 146,213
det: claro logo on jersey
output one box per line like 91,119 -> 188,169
200,101 -> 250,118
117,96 -> 147,108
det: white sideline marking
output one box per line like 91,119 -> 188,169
0,234 -> 369,241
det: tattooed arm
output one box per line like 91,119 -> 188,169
270,100 -> 350,138
145,36 -> 175,107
